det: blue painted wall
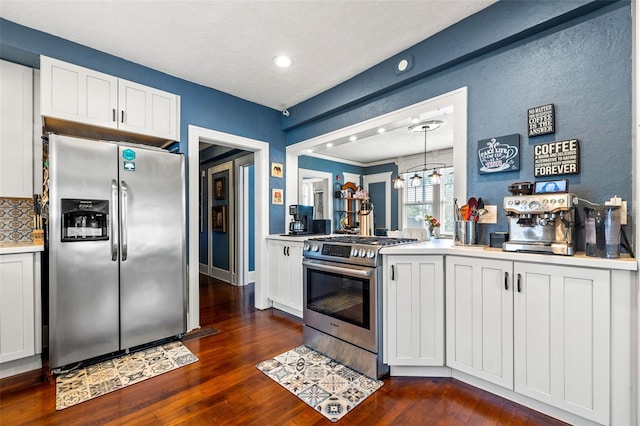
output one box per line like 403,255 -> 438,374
0,18 -> 287,236
284,1 -> 633,246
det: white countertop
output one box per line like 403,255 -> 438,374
380,238 -> 638,271
0,243 -> 44,255
266,233 -> 334,242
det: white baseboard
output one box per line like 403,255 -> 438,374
199,263 -> 209,275
0,354 -> 42,379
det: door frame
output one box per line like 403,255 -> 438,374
207,162 -> 234,283
235,154 -> 255,286
188,125 -> 270,331
362,171 -> 392,231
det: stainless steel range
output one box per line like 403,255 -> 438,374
302,236 -> 417,379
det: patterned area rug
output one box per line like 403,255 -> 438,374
56,341 -> 198,410
256,345 -> 383,422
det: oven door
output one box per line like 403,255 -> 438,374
302,258 -> 378,353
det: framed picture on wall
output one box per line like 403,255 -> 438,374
214,177 -> 226,200
271,162 -> 284,178
272,188 -> 284,205
212,205 -> 227,232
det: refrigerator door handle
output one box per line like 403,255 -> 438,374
121,180 -> 128,261
111,180 -> 119,261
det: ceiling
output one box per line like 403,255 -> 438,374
0,0 -> 495,162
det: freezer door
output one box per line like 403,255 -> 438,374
49,135 -> 120,369
118,146 -> 186,349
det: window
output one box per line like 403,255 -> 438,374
401,166 -> 454,236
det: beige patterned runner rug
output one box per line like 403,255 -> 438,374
256,345 -> 383,422
56,341 -> 198,410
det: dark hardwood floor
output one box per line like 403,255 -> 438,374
0,274 -> 567,425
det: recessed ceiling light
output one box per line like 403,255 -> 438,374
326,142 -> 333,148
411,117 -> 420,124
273,55 -> 292,68
306,149 -> 313,153
349,136 -> 357,142
377,127 -> 386,134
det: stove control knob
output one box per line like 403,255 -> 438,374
311,244 -> 320,252
366,249 -> 375,258
303,243 -> 310,251
358,248 -> 366,257
351,248 -> 359,257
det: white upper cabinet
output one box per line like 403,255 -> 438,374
118,79 -> 178,140
0,60 -> 34,198
40,56 -> 118,129
40,56 -> 179,141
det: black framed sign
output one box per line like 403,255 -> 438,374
534,139 -> 580,177
528,104 -> 555,137
478,134 -> 520,174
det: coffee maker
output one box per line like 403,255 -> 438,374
289,204 -> 314,235
502,193 -> 576,255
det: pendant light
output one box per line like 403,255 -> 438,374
407,120 -> 443,187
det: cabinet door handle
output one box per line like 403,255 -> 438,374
283,246 -> 287,256
391,265 -> 395,281
121,110 -> 125,123
517,273 -> 522,293
504,272 -> 509,290
112,108 -> 116,122
286,246 -> 290,256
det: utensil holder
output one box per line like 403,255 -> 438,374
454,220 -> 477,246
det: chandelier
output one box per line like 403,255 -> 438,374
393,119 -> 446,189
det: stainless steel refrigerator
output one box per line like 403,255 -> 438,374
48,134 -> 186,371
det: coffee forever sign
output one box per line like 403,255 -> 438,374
478,134 -> 520,174
534,139 -> 580,177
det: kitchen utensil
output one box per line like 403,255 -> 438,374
460,205 -> 469,221
453,198 -> 460,221
475,198 -> 484,222
508,182 -> 533,195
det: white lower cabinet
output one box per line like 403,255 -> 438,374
445,256 -> 513,388
267,240 -> 303,317
513,262 -> 610,425
383,255 -> 444,366
0,253 -> 40,369
445,256 -> 611,424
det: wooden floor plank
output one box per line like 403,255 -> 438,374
0,274 -> 568,425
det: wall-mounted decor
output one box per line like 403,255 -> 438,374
212,205 -> 227,232
271,162 -> 283,178
213,177 -> 225,200
478,134 -> 520,174
272,188 -> 283,205
528,104 -> 555,137
534,139 -> 580,177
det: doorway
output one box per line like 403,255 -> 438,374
188,125 -> 270,332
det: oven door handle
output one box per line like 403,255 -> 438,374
302,260 -> 372,278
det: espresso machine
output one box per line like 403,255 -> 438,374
502,193 -> 576,255
289,204 -> 314,235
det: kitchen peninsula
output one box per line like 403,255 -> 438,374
380,239 -> 636,426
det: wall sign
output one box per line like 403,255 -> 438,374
478,134 -> 520,174
534,139 -> 580,177
528,104 -> 555,137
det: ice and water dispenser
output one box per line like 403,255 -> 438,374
61,199 -> 109,241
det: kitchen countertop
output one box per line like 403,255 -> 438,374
0,242 -> 44,255
266,234 -> 331,241
380,238 -> 638,271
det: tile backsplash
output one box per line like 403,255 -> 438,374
0,197 -> 34,243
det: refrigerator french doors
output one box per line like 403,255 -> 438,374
49,134 -> 186,370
